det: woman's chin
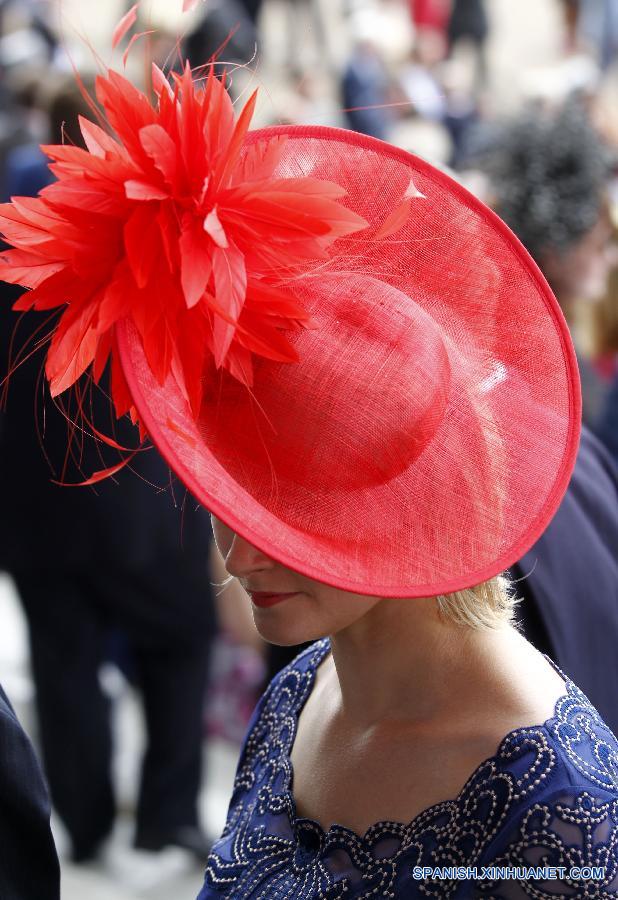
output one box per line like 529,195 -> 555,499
251,610 -> 326,647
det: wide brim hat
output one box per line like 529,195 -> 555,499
118,124 -> 579,597
0,70 -> 580,598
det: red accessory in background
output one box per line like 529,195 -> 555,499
409,0 -> 451,33
0,64 -> 580,597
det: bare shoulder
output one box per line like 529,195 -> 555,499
466,632 -> 569,746
406,638 -> 571,823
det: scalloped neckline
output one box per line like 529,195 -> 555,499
284,639 -> 576,846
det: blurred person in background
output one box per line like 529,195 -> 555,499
510,425 -> 618,735
0,0 -> 58,64
561,0 -> 618,69
440,57 -> 481,167
597,371 -> 618,464
0,321 -> 217,866
595,203 -> 618,465
0,16 -> 65,894
400,5 -> 485,168
559,0 -> 582,52
183,0 -> 257,77
0,30 -> 47,202
226,0 -> 332,75
399,32 -> 480,169
408,0 -> 450,42
488,98 -> 616,428
445,0 -> 489,92
282,0 -> 331,75
237,0 -> 264,26
1,68 -> 65,201
0,75 -> 217,865
341,11 -> 394,141
0,682 -> 59,899
399,27 -> 448,125
580,0 -> 618,70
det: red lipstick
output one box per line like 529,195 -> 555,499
248,591 -> 299,609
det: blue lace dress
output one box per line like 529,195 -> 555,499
199,640 -> 618,899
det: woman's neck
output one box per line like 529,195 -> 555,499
327,599 -> 522,727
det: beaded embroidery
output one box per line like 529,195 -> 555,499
199,641 -> 618,899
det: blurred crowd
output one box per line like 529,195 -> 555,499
0,0 -> 617,893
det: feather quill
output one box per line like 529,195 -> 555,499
112,4 -> 138,50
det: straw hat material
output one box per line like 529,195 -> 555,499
0,68 -> 580,597
116,125 -> 580,597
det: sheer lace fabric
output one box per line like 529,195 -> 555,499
198,641 -> 618,899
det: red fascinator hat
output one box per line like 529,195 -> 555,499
0,65 -> 580,598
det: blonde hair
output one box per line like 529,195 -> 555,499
436,575 -> 520,630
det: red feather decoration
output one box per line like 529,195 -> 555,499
112,4 -> 138,50
0,64 -> 368,429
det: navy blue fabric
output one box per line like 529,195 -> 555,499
198,641 -> 618,899
0,683 -> 59,900
597,373 -> 618,468
2,143 -> 54,202
512,426 -> 618,736
341,54 -> 393,141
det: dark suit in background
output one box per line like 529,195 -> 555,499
597,373 -> 618,469
0,280 -> 216,860
513,427 -> 618,735
0,682 -> 59,899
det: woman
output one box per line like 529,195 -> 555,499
203,532 -> 618,899
0,58 -> 616,898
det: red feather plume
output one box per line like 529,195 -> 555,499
0,63 -> 368,429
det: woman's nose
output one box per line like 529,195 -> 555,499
223,532 -> 275,578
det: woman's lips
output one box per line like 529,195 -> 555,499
248,591 -> 299,609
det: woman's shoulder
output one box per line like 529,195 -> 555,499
458,672 -> 617,886
474,656 -> 618,795
469,680 -> 618,895
541,674 -> 618,794
397,677 -> 618,895
469,669 -> 618,821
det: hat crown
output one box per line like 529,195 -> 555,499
200,274 -> 451,495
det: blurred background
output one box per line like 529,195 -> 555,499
0,0 -> 616,897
